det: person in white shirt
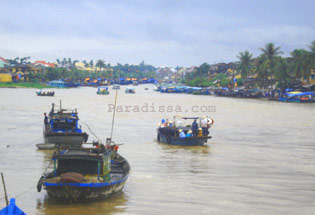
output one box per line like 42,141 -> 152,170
201,118 -> 208,136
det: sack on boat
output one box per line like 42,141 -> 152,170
59,172 -> 84,183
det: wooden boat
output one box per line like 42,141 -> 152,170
112,84 -> 120,90
125,87 -> 135,94
97,87 -> 109,95
37,143 -> 130,202
278,91 -> 315,103
157,117 -> 213,146
38,102 -> 89,149
0,198 -> 26,215
36,91 -> 55,96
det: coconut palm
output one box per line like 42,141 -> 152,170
237,50 -> 253,78
259,43 -> 283,89
96,59 -> 106,72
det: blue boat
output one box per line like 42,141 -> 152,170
97,87 -> 109,95
279,91 -> 315,103
36,102 -> 88,149
36,91 -> 55,96
37,143 -> 130,202
0,198 -> 26,215
47,80 -> 80,88
157,117 -> 213,146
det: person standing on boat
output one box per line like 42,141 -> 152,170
201,118 -> 208,136
192,119 -> 198,136
44,113 -> 49,130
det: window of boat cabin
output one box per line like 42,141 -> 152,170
52,118 -> 77,131
57,159 -> 102,175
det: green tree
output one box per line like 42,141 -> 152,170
259,43 -> 283,88
274,57 -> 290,89
96,59 -> 106,72
237,50 -> 253,78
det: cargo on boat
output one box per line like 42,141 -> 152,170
157,116 -> 213,146
37,142 -> 130,202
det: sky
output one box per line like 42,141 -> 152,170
0,0 -> 314,67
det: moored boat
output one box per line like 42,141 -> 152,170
37,143 -> 130,202
157,116 -> 213,146
37,102 -> 88,149
278,91 -> 315,103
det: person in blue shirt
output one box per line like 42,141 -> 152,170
186,130 -> 192,137
179,129 -> 186,138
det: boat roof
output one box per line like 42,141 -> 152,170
53,148 -> 110,161
286,91 -> 315,96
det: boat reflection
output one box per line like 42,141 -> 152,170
36,191 -> 129,215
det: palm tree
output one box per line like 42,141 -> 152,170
259,43 -> 283,89
237,50 -> 253,79
290,49 -> 308,79
274,57 -> 290,89
96,59 -> 106,72
255,54 -> 270,89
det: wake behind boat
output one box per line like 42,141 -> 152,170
36,102 -> 88,149
37,142 -> 130,202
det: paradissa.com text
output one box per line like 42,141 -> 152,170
108,103 -> 216,113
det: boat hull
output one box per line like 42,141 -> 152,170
44,132 -> 88,148
45,179 -> 127,201
157,133 -> 209,146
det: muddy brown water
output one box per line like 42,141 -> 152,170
0,86 -> 314,215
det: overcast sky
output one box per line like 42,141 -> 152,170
0,0 -> 314,67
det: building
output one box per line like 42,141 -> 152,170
0,68 -> 12,82
0,57 -> 8,68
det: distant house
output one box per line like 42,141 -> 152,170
33,61 -> 56,68
0,57 -> 8,68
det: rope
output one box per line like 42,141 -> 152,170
83,122 -> 102,144
6,136 -> 43,148
14,185 -> 36,199
0,120 -> 42,131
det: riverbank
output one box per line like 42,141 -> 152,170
0,82 -> 53,89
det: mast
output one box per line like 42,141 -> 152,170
109,90 -> 118,145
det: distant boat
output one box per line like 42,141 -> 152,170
36,102 -> 88,149
37,143 -> 130,202
157,116 -> 213,146
36,91 -> 55,96
278,91 -> 315,103
96,87 -> 109,95
125,87 -> 135,94
0,198 -> 26,215
112,84 -> 120,90
47,80 -> 80,88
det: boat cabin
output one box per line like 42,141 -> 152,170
52,148 -> 112,181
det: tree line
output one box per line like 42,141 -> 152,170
185,41 -> 315,90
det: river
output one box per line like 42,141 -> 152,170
0,86 -> 314,215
